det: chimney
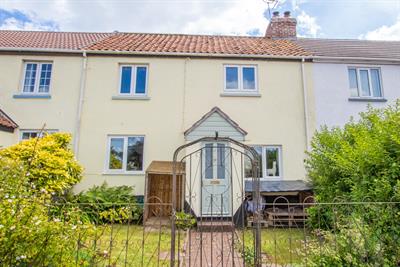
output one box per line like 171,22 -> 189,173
265,11 -> 297,39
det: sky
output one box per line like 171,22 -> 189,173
0,0 -> 400,40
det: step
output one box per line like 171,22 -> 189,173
197,221 -> 234,232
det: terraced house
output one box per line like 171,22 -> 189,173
0,11 -> 399,219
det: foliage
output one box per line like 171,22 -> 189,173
0,133 -> 82,194
73,183 -> 143,223
175,212 -> 196,229
306,101 -> 400,203
305,101 -> 400,266
0,157 -> 96,266
304,217 -> 397,267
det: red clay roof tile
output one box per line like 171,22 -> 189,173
0,30 -> 310,57
0,109 -> 18,132
0,30 -> 112,50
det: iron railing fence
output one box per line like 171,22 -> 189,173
1,200 -> 175,267
251,198 -> 400,267
1,199 -> 399,266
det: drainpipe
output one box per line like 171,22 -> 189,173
181,57 -> 189,132
301,57 -> 310,151
73,51 -> 88,158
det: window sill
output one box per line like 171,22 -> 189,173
220,92 -> 261,97
112,96 -> 150,100
348,97 -> 387,102
102,172 -> 145,176
13,94 -> 51,99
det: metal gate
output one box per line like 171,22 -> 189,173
170,136 -> 262,266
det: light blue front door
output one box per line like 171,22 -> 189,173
201,143 -> 231,216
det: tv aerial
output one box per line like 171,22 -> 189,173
262,0 -> 280,19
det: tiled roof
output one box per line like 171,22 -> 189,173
0,109 -> 18,132
2,30 -> 399,60
86,33 -> 310,56
296,38 -> 400,60
0,30 -> 112,50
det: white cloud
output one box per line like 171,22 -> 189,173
360,16 -> 400,41
182,1 -> 268,35
297,10 -> 320,37
1,0 -> 271,36
0,17 -> 56,31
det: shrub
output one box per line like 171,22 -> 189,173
175,212 -> 196,230
0,133 -> 82,194
305,101 -> 400,265
0,156 -> 96,266
73,183 -> 143,224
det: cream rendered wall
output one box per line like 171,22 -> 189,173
0,54 -> 83,142
74,56 -> 309,195
75,56 -> 186,194
183,58 -> 308,182
0,131 -> 17,148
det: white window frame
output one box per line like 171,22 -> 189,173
223,65 -> 258,92
245,145 -> 282,180
20,129 -> 58,141
21,62 -> 53,95
105,135 -> 145,174
348,67 -> 383,98
118,65 -> 148,96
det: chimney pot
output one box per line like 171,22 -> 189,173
273,11 -> 280,17
284,11 -> 291,17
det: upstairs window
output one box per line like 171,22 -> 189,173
348,67 -> 382,98
106,135 -> 145,173
224,65 -> 257,92
119,65 -> 148,96
22,62 -> 53,94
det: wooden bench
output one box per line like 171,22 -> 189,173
265,207 -> 308,227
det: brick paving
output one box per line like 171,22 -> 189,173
180,230 -> 244,267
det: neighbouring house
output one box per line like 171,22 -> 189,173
1,11 -> 399,220
295,38 -> 400,128
0,109 -> 18,148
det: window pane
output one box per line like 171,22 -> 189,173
135,67 -> 147,94
242,67 -> 256,89
217,143 -> 226,179
359,70 -> 371,97
266,147 -> 280,177
205,144 -> 213,179
23,63 -> 37,93
109,138 -> 124,170
348,68 -> 359,97
126,137 -> 144,171
225,67 -> 239,89
22,132 -> 38,140
39,64 -> 52,93
120,66 -> 132,94
370,69 -> 382,97
245,146 -> 262,178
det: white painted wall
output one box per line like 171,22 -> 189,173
313,62 -> 400,129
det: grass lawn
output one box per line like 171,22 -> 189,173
242,228 -> 310,265
83,224 -> 182,267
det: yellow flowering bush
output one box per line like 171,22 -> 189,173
0,133 -> 82,194
0,134 -> 98,266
